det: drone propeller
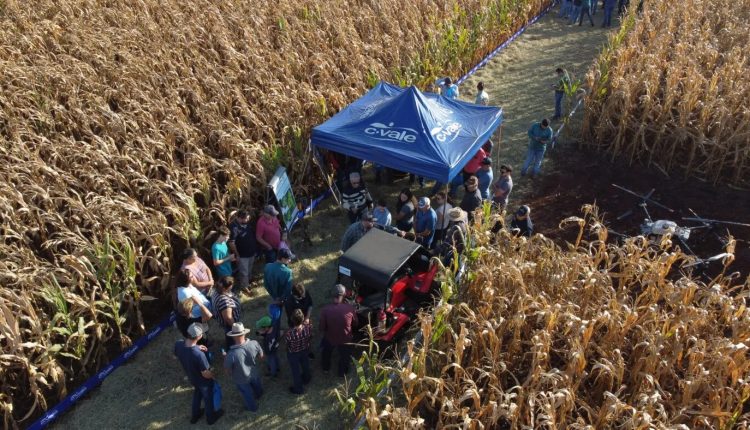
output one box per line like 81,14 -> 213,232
612,184 -> 675,213
616,209 -> 633,221
682,217 -> 750,228
683,252 -> 733,268
607,229 -> 629,238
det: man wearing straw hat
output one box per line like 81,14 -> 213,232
434,207 -> 468,266
224,322 -> 264,412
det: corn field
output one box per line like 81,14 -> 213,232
0,0 -> 553,427
582,0 -> 750,187
356,206 -> 750,429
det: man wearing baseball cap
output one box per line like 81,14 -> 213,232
256,204 -> 282,263
319,284 -> 358,376
255,315 -> 281,378
223,323 -> 264,412
414,197 -> 438,248
174,323 -> 224,424
510,205 -> 534,237
460,175 -> 483,222
476,157 -> 494,200
340,211 -> 375,252
263,247 -> 294,304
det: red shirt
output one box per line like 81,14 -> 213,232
319,302 -> 358,346
255,216 -> 281,250
463,148 -> 487,175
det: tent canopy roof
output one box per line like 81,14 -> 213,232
311,82 -> 503,183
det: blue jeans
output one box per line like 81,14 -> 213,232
603,5 -> 615,26
569,5 -> 581,22
235,377 -> 263,412
578,7 -> 594,25
287,350 -> 311,393
558,0 -> 572,17
591,0 -> 598,15
415,235 -> 433,249
266,351 -> 280,376
554,91 -> 564,119
192,382 -> 217,421
521,147 -> 547,177
321,338 -> 353,376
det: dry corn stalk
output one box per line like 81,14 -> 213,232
0,0 -> 553,427
582,0 -> 750,188
370,205 -> 750,429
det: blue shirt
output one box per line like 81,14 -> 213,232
414,208 -> 437,247
263,262 -> 293,300
211,241 -> 232,278
444,84 -> 459,99
528,122 -> 553,151
372,206 -> 392,226
174,341 -> 211,387
475,168 -> 494,200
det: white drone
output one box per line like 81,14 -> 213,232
611,184 -> 749,270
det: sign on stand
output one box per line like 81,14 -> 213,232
268,166 -> 299,229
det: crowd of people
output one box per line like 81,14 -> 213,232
170,162 -> 538,423
168,33 -> 584,423
558,0 -> 626,27
171,197 -> 363,424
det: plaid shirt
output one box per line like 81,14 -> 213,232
284,322 -> 312,353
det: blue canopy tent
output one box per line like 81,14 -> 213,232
310,82 -> 503,183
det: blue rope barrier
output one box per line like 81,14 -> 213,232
552,96 -> 584,149
288,187 -> 333,230
457,0 -> 559,86
27,312 -> 177,430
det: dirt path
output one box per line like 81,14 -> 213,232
52,8 -> 630,430
458,9 -> 614,206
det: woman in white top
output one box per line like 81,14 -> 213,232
176,269 -> 213,320
475,81 -> 490,106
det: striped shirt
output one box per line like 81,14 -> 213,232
211,291 -> 240,328
284,323 -> 312,353
341,184 -> 371,211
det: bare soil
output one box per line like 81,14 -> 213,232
52,6 -> 749,430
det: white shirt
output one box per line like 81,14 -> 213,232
177,285 -> 210,318
475,90 -> 489,106
434,203 -> 454,230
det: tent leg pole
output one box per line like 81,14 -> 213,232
312,144 -> 341,205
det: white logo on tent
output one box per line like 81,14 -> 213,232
430,122 -> 462,143
364,122 -> 418,143
359,99 -> 388,119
